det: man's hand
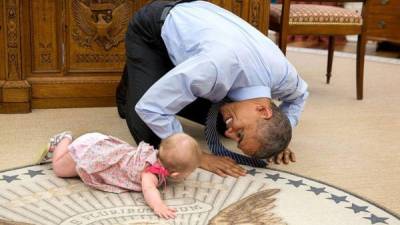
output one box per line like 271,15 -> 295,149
268,148 -> 296,165
200,153 -> 246,177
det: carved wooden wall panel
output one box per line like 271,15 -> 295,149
249,0 -> 268,35
0,0 -> 269,113
231,0 -> 247,19
0,0 -> 5,81
5,0 -> 22,81
30,0 -> 62,74
0,0 -> 4,109
65,0 -> 134,73
210,0 -> 233,11
210,0 -> 268,34
0,0 -> 31,113
135,0 -> 152,12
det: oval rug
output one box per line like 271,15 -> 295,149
0,164 -> 399,225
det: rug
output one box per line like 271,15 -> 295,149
0,164 -> 399,225
1,49 -> 400,217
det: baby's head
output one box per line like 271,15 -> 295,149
158,133 -> 202,182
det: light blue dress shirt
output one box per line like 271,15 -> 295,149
135,1 -> 308,139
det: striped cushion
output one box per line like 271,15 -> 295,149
270,4 -> 362,25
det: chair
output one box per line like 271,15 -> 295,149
269,0 -> 369,99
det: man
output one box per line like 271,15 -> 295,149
116,0 -> 308,177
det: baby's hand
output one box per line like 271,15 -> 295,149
153,204 -> 177,219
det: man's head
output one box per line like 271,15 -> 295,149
219,98 -> 292,159
158,133 -> 202,182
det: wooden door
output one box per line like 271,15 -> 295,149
23,0 -> 137,109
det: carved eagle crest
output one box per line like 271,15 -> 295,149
208,189 -> 287,225
71,0 -> 132,51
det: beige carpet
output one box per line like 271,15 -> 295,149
0,49 -> 399,216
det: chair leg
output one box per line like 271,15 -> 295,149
326,36 -> 335,84
356,33 -> 367,100
278,32 -> 288,55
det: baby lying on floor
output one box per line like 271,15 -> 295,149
42,131 -> 201,219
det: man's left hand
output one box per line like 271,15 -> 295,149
267,148 -> 296,165
200,152 -> 247,177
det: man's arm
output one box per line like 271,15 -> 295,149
279,90 -> 308,128
277,92 -> 306,162
278,76 -> 309,128
135,54 -> 220,139
272,68 -> 309,165
136,51 -> 248,176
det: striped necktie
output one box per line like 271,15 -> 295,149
204,102 -> 267,167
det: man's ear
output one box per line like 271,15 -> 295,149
224,127 -> 241,142
256,104 -> 273,119
169,172 -> 180,178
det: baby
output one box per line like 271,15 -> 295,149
44,131 -> 201,219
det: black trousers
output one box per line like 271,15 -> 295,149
116,0 -> 214,147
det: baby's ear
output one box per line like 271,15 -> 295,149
169,172 -> 180,178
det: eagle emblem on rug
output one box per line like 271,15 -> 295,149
208,189 -> 287,225
71,0 -> 132,51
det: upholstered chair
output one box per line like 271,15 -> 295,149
270,0 -> 369,99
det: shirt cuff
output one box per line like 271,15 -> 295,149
227,86 -> 271,101
288,116 -> 297,128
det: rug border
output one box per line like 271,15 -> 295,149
270,167 -> 400,220
1,163 -> 399,220
0,163 -> 40,173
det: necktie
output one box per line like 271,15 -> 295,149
204,102 -> 267,167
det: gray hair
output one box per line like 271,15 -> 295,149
253,102 -> 292,159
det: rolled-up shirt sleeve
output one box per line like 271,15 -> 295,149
134,54 -> 219,139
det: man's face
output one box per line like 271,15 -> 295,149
219,101 -> 268,156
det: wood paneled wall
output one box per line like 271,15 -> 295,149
0,0 -> 269,113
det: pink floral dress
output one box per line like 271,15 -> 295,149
68,132 -> 163,193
